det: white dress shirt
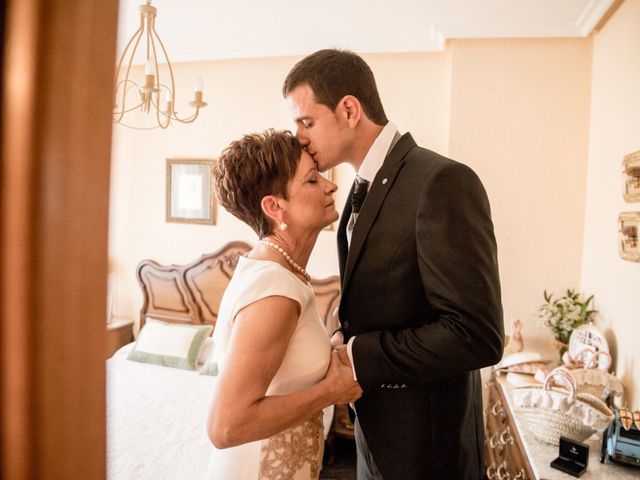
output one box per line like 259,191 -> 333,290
345,121 -> 398,380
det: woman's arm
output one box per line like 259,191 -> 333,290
207,295 -> 360,449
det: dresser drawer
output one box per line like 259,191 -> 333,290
485,376 -> 535,480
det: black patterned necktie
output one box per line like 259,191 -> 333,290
351,177 -> 369,214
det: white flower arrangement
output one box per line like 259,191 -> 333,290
537,289 -> 597,351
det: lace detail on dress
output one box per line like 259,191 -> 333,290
258,412 -> 324,480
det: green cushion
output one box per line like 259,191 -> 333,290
127,319 -> 212,370
199,359 -> 219,376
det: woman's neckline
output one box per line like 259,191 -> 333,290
240,254 -> 313,289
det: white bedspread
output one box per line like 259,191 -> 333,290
107,345 -> 334,480
107,345 -> 216,480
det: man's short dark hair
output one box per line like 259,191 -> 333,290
282,49 -> 388,126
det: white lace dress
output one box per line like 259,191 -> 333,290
206,256 -> 331,480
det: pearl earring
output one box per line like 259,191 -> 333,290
279,222 -> 288,231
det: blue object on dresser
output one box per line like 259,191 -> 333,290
601,409 -> 640,468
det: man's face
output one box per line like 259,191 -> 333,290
286,84 -> 349,172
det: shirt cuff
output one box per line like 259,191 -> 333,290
346,336 -> 358,381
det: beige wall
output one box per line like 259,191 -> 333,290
581,0 -> 640,408
448,38 -> 593,351
108,53 -> 452,327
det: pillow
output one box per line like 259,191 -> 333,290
197,337 -> 214,367
199,341 -> 218,376
127,319 -> 212,370
199,359 -> 218,376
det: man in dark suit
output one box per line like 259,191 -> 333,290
283,49 -> 504,480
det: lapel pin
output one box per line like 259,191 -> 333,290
382,178 -> 388,184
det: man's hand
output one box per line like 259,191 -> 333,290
333,344 -> 352,368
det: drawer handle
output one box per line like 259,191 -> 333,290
500,426 -> 514,446
514,469 -> 527,480
496,461 -> 511,480
486,462 -> 497,480
491,401 -> 505,417
488,432 -> 502,449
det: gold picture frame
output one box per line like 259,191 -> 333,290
622,151 -> 640,202
166,158 -> 216,225
618,211 -> 640,262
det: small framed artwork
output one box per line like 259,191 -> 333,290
618,211 -> 640,262
166,158 -> 216,225
322,168 -> 336,231
622,151 -> 640,202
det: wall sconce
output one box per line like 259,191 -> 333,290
625,166 -> 640,189
618,212 -> 640,262
621,225 -> 637,248
622,151 -> 640,202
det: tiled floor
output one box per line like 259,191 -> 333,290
320,437 -> 356,480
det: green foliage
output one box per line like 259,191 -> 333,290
537,289 -> 597,345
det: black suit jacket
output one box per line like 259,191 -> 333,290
337,133 -> 504,479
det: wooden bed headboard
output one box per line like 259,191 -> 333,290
136,241 -> 341,333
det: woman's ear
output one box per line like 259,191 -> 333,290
337,95 -> 362,128
261,195 -> 284,226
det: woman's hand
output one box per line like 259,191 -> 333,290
324,350 -> 362,405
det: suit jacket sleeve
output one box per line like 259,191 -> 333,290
351,162 -> 504,390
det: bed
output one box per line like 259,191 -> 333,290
106,241 -> 342,480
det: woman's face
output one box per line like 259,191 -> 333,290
282,150 -> 338,232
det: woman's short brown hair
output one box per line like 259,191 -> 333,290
213,129 -> 302,238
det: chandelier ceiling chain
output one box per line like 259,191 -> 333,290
113,0 -> 207,130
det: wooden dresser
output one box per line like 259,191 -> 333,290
485,373 -> 536,479
484,372 -> 639,479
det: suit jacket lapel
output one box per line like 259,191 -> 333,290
342,133 -> 416,291
337,182 -> 353,281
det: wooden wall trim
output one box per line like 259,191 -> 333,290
1,0 -> 118,478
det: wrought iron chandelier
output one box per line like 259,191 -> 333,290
113,1 -> 207,130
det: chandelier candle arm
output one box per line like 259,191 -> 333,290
189,77 -> 207,108
113,0 -> 207,129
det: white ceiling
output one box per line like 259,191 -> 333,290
117,0 -> 614,64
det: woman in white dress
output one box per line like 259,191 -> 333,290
207,130 -> 362,479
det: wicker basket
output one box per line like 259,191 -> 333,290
570,368 -> 623,401
512,368 -> 614,446
561,349 -> 623,401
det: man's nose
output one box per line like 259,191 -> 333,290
295,128 -> 309,146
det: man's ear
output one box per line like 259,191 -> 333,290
261,195 -> 284,225
337,95 -> 362,128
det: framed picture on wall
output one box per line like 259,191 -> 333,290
618,211 -> 640,262
166,158 -> 216,225
622,151 -> 640,202
322,168 -> 336,231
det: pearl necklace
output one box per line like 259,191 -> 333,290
259,240 -> 311,282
